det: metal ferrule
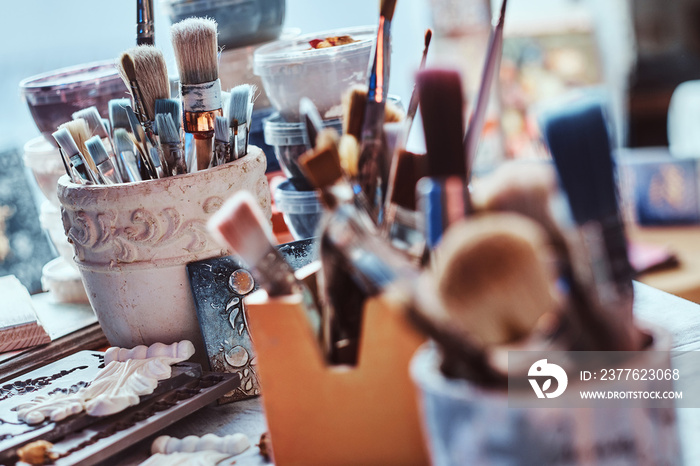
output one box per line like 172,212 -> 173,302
136,0 -> 154,45
183,109 -> 222,135
96,158 -> 123,184
118,150 -> 143,183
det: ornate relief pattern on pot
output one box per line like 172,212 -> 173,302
62,197 -> 225,265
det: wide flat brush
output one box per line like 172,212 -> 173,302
156,113 -> 186,175
212,116 -> 231,167
171,17 -> 222,171
540,95 -> 641,351
208,191 -> 321,338
355,0 -> 398,217
85,136 -> 122,184
227,85 -> 250,161
114,128 -> 143,183
463,0 -> 508,175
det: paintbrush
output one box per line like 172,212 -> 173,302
74,106 -> 120,177
213,116 -> 231,167
464,0 -> 508,176
300,97 -> 324,151
117,48 -> 169,146
415,68 -> 470,250
399,28 -> 432,149
52,128 -> 89,184
154,98 -> 181,134
58,119 -> 99,179
125,105 -> 157,179
156,113 -> 186,175
208,191 -> 322,339
227,85 -> 251,161
109,99 -> 133,134
171,17 -> 222,171
114,128 -> 143,183
85,136 -> 123,184
137,0 -> 155,45
355,0 -> 398,218
540,95 -> 642,351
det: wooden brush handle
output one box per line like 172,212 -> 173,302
194,136 -> 213,171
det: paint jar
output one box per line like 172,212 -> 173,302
273,180 -> 323,240
254,26 -> 375,121
20,61 -> 127,146
263,112 -> 343,190
57,147 -> 271,355
410,327 -> 680,466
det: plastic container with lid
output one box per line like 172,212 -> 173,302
162,0 -> 285,49
23,136 -> 66,207
263,112 -> 343,190
20,61 -> 128,145
274,180 -> 323,240
254,26 -> 375,121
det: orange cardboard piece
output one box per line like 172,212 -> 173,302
245,290 -> 430,466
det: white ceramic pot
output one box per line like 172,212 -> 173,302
57,146 -> 271,354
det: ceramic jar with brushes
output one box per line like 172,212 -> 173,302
55,17 -> 272,360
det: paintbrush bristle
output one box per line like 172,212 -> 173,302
338,134 -> 360,177
72,107 -> 108,139
113,128 -> 135,154
119,52 -> 137,84
380,0 -> 398,21
59,119 -> 92,165
215,116 -> 229,143
155,98 -> 181,133
170,17 -> 219,85
227,85 -> 250,128
109,99 -> 132,132
85,136 -> 110,165
52,128 -> 80,157
425,29 -> 432,48
417,68 -> 466,178
299,129 -> 343,189
156,113 -> 180,145
388,150 -> 426,210
434,213 -> 557,347
342,85 -> 368,141
119,46 -> 170,121
208,190 -> 273,267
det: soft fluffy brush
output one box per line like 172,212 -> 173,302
170,17 -> 219,85
118,46 -> 170,121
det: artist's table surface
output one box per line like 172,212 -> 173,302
81,282 -> 700,465
631,224 -> 700,303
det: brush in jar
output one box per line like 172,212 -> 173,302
415,68 -> 470,250
382,149 -> 427,258
212,116 -> 231,167
125,105 -> 157,179
85,136 -> 123,184
399,28 -> 432,149
74,106 -> 121,179
117,46 -> 170,145
208,191 -> 322,339
471,161 -> 618,352
464,0 -> 508,174
58,119 -> 100,183
114,128 -> 143,183
154,98 -> 181,134
300,130 -> 422,364
156,113 -> 186,176
109,99 -> 133,134
540,95 -> 643,351
171,17 -> 222,171
227,85 -> 250,161
136,0 -> 154,45
355,0 -> 398,217
154,98 -> 182,175
416,213 -> 560,383
52,128 -> 91,184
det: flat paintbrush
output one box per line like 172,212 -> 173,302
58,119 -> 99,182
227,85 -> 250,161
464,0 -> 508,176
213,116 -> 231,167
52,128 -> 89,184
156,113 -> 186,175
208,191 -> 322,341
171,17 -> 222,171
114,128 -> 143,183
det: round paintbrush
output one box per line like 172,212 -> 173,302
171,17 -> 222,171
